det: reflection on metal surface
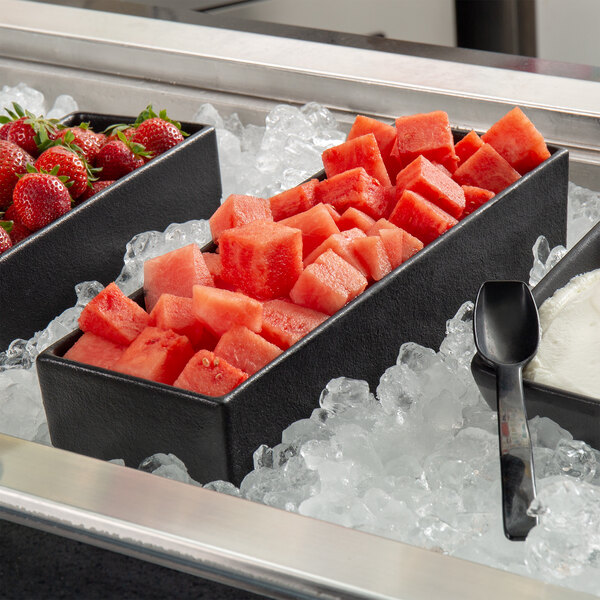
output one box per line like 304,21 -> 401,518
0,433 -> 593,600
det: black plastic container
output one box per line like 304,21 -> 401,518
472,220 -> 600,449
0,113 -> 220,349
37,139 -> 569,486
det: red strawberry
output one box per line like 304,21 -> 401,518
58,125 -> 104,162
105,127 -> 135,144
132,117 -> 184,157
77,179 -> 115,203
0,140 -> 34,209
35,146 -> 89,199
4,204 -> 31,244
0,222 -> 12,254
13,171 -> 71,231
0,122 -> 12,140
94,136 -> 146,180
1,103 -> 60,157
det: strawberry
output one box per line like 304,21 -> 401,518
0,103 -> 61,157
0,221 -> 12,254
57,124 -> 104,162
0,122 -> 12,140
13,170 -> 71,231
4,204 -> 31,244
105,127 -> 135,143
35,146 -> 89,199
94,133 -> 148,180
132,117 -> 184,157
77,179 -> 115,203
0,140 -> 34,209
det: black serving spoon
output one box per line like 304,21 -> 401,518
474,280 -> 540,541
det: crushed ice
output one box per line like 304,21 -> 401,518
2,84 -> 600,595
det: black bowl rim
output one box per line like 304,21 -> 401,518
39,135 -> 568,405
0,112 -> 213,265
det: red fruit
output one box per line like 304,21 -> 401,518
0,140 -> 34,209
4,204 -> 32,244
0,224 -> 12,254
6,117 -> 39,156
1,103 -> 60,157
0,122 -> 12,140
105,127 -> 135,143
131,107 -> 186,158
58,126 -> 104,162
35,146 -> 89,199
94,140 -> 145,180
13,172 -> 71,231
77,179 -> 115,203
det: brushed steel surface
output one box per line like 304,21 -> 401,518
0,433 -> 594,600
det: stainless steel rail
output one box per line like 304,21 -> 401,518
1,2 -> 600,597
0,433 -> 593,600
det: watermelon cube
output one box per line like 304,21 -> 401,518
144,244 -> 214,313
378,227 -> 423,269
219,220 -> 303,300
460,185 -> 495,219
113,326 -> 195,385
389,189 -> 458,245
269,179 -> 318,221
338,207 -> 375,233
280,203 -> 340,257
347,115 -> 402,180
323,203 -> 342,225
149,294 -> 216,350
303,228 -> 368,275
290,249 -> 368,315
455,130 -> 484,165
322,133 -> 391,187
452,143 -> 520,194
315,167 -> 388,220
174,349 -> 248,397
367,218 -> 397,236
192,285 -> 262,337
350,236 -> 392,281
214,326 -> 282,376
392,111 -> 459,172
482,107 -> 550,174
209,194 -> 272,241
395,155 -> 465,219
79,282 -> 150,346
261,299 -> 328,349
64,332 -> 126,371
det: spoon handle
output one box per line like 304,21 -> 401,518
496,364 -> 538,540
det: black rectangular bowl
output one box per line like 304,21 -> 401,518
0,112 -> 221,349
471,219 -> 600,448
37,138 -> 569,486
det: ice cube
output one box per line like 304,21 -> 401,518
138,453 -> 199,485
0,82 -> 46,117
46,94 -> 78,119
528,235 -> 567,287
567,182 -> 600,249
551,439 -> 597,482
203,480 -> 241,497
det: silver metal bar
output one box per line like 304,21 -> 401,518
0,433 -> 592,600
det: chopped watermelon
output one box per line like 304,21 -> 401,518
113,327 -> 194,385
303,228 -> 367,275
347,115 -> 402,180
64,332 -> 126,370
337,207 -> 375,233
261,299 -> 328,349
269,179 -> 318,221
174,349 -> 248,397
322,133 -> 391,186
389,189 -> 458,245
315,167 -> 388,220
350,235 -> 392,281
367,218 -> 397,236
214,326 -> 282,376
79,282 -> 150,346
280,203 -> 340,258
395,155 -> 465,219
149,294 -> 216,350
323,203 -> 342,225
144,243 -> 214,312
209,194 -> 272,241
379,227 -> 423,268
290,249 -> 368,315
201,251 -> 234,290
192,285 -> 262,337
460,185 -> 495,219
455,130 -> 484,164
453,143 -> 520,194
392,111 -> 459,172
481,107 -> 550,174
219,220 -> 303,300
